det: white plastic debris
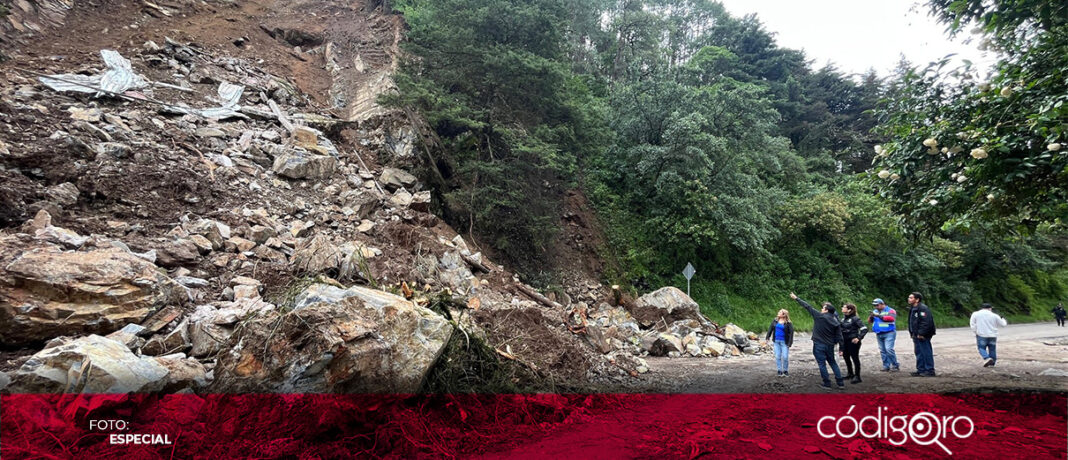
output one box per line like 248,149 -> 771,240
160,82 -> 248,120
39,50 -> 148,96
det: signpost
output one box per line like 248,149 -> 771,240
683,262 -> 695,298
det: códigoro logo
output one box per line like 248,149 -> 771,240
816,405 -> 974,455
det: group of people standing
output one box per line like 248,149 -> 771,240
766,291 -> 1007,390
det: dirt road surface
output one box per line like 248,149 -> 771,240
617,322 -> 1068,393
475,323 -> 1068,458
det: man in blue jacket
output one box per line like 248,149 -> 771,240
907,292 -> 937,377
868,298 -> 900,372
790,292 -> 845,390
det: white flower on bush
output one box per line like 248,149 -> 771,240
957,175 -> 967,183
941,147 -> 948,153
890,173 -> 900,180
877,170 -> 891,179
987,193 -> 995,201
950,146 -> 963,154
923,138 -> 938,148
1049,143 -> 1062,151
929,199 -> 938,206
970,148 -> 988,159
928,147 -> 940,155
951,173 -> 958,180
1000,87 -> 1014,97
874,145 -> 884,154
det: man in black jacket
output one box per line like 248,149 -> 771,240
907,292 -> 937,377
790,292 -> 845,390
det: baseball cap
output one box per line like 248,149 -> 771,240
872,298 -> 885,305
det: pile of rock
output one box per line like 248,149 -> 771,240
0,24 -> 769,395
567,287 -> 768,359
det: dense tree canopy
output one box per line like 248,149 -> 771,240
388,0 -> 607,274
388,0 -> 1067,329
871,0 -> 1068,233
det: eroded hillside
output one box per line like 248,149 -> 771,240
0,0 -> 766,394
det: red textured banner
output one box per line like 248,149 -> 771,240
2,393 -> 1065,458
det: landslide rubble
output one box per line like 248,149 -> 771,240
0,1 -> 766,394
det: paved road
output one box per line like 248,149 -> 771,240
620,322 -> 1068,393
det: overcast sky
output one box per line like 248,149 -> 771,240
716,0 -> 996,77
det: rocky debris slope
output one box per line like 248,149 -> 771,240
0,233 -> 184,344
210,283 -> 452,393
0,2 -> 765,394
10,334 -> 206,393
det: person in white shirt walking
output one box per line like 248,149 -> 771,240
970,303 -> 1007,367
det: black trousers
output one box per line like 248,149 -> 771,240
842,340 -> 862,377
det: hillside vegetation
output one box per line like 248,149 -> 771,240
388,0 -> 1067,331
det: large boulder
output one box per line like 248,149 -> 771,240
153,353 -> 210,392
210,284 -> 452,393
272,151 -> 337,179
186,299 -> 275,358
723,323 -> 748,347
10,335 -> 170,393
0,243 -> 183,344
437,251 -> 474,294
702,337 -> 727,357
641,332 -> 684,357
155,238 -> 201,268
379,167 -> 418,191
291,234 -> 342,274
628,287 -> 709,328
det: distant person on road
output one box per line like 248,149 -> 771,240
839,303 -> 868,384
765,309 -> 794,377
1053,304 -> 1066,327
907,292 -> 937,377
789,292 -> 845,390
970,303 -> 1007,367
868,298 -> 900,372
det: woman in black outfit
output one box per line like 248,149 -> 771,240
839,303 -> 868,384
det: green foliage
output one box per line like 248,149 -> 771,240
388,0 -> 608,273
872,0 -> 1068,233
391,0 -> 1066,332
421,324 -> 531,393
926,0 -> 1067,46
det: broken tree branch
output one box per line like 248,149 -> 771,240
494,347 -> 539,372
461,253 -> 490,273
515,283 -> 562,309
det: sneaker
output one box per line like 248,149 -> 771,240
819,383 -> 833,391
910,371 -> 923,376
851,377 -> 862,384
844,373 -> 855,380
836,384 -> 845,390
923,372 -> 937,377
881,367 -> 890,372
777,371 -> 783,376
983,358 -> 994,367
890,367 -> 900,372
783,371 -> 789,376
